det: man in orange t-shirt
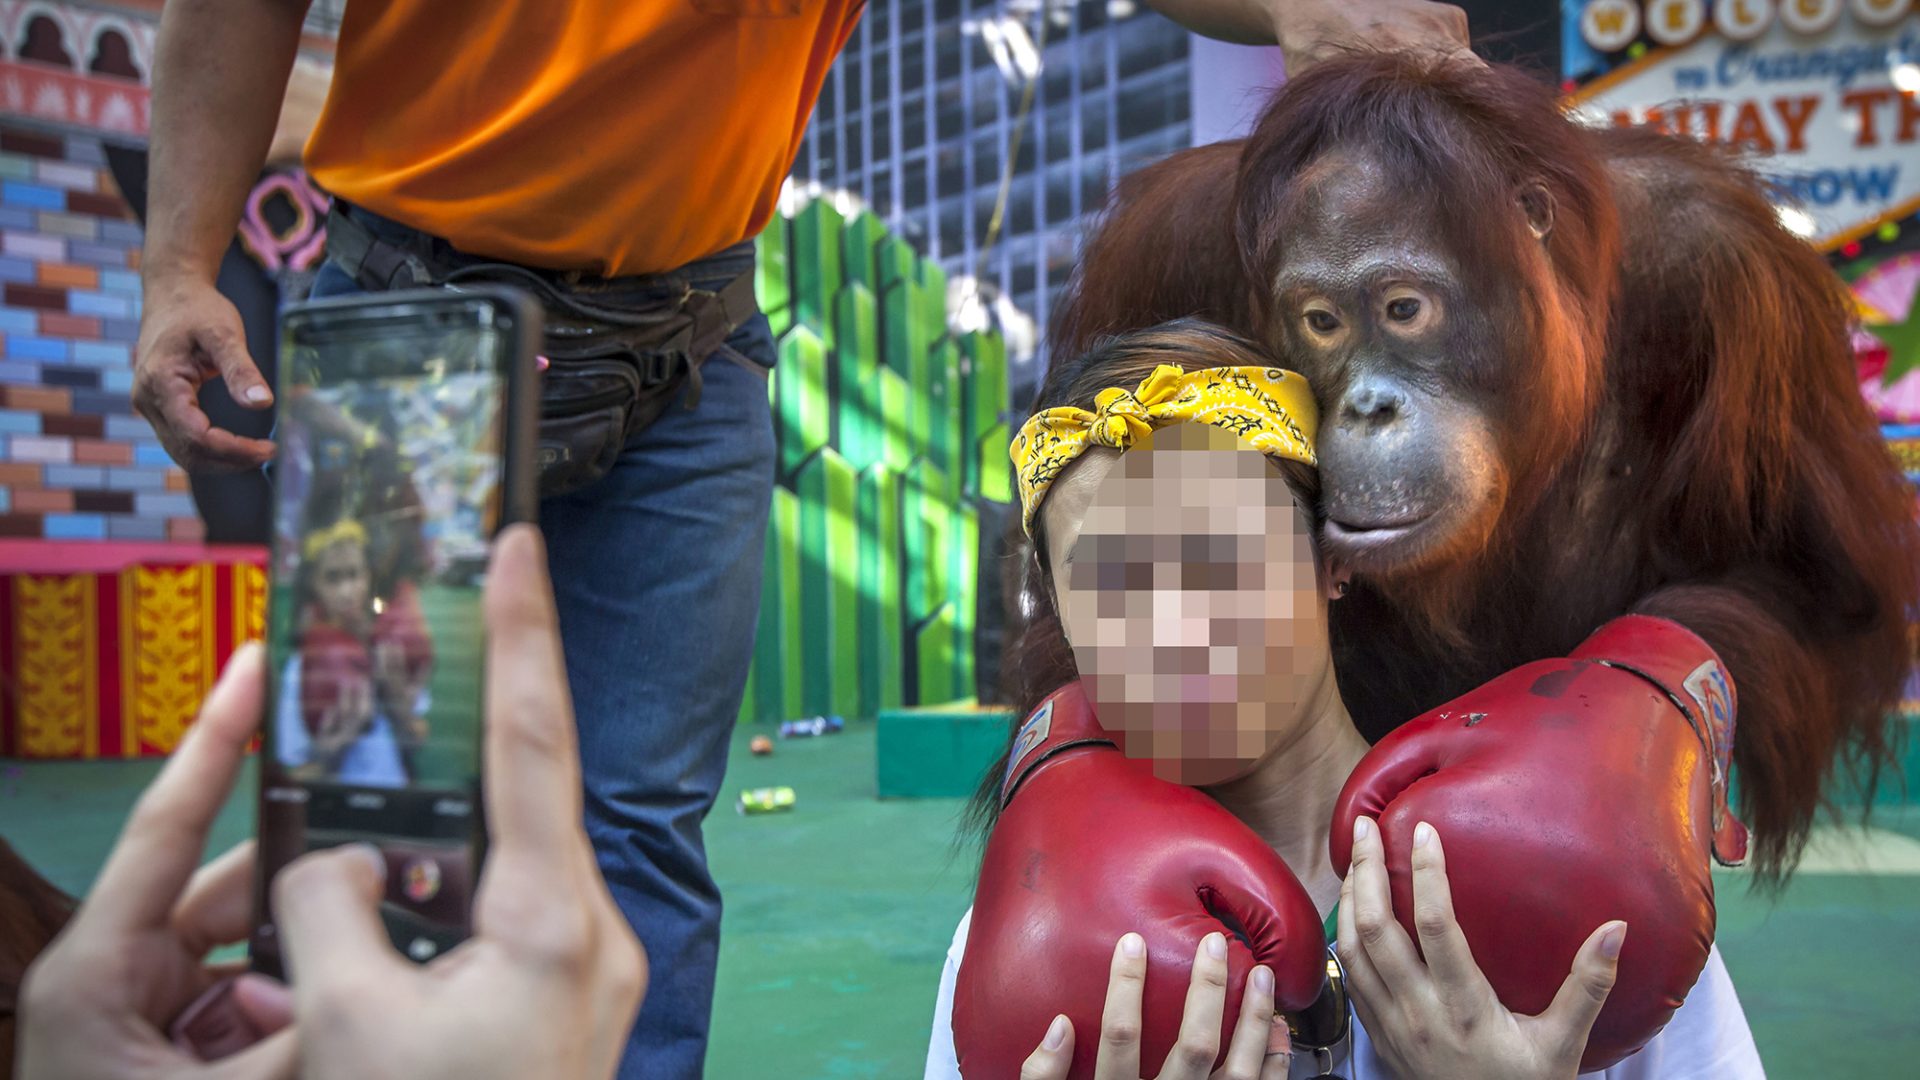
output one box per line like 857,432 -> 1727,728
132,2 -> 1468,1075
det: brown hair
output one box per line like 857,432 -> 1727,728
0,840 -> 75,1074
966,320 -> 1319,839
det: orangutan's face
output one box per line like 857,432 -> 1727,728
1268,150 -> 1512,580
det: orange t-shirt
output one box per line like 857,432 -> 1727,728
305,1 -> 864,277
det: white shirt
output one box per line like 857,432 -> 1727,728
925,907 -> 1764,1080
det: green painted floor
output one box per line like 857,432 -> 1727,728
5,720 -> 1919,1077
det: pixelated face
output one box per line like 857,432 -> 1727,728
313,538 -> 370,624
1042,422 -> 1333,786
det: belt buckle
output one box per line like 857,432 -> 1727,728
637,349 -> 680,389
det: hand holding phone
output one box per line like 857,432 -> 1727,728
14,649 -> 298,1079
253,288 -> 540,977
19,530 -> 643,1080
271,526 -> 647,1080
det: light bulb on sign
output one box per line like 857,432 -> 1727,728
1579,0 -> 1640,52
1849,0 -> 1913,26
1646,0 -> 1705,46
1713,0 -> 1775,41
1893,64 -> 1920,95
1778,0 -> 1842,33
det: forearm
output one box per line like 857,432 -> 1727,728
144,0 -> 309,284
1140,0 -> 1278,46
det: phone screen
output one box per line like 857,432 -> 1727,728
252,294 -> 522,976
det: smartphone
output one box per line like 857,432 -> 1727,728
250,287 -> 541,980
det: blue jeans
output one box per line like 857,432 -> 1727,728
309,247 -> 775,1079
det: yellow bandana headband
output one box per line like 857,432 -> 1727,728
303,519 -> 368,561
1011,364 -> 1318,535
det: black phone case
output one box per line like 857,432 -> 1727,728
249,286 -> 544,979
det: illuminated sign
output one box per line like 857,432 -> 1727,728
1569,1 -> 1918,250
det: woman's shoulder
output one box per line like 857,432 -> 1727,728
925,907 -> 975,1080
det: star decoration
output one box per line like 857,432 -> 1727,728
1873,278 -> 1920,387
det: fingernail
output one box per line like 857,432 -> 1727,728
1414,821 -> 1434,848
347,843 -> 386,882
1044,1013 -> 1068,1050
1205,932 -> 1227,960
1253,965 -> 1273,996
233,971 -> 293,1017
1121,933 -> 1144,959
244,385 -> 272,404
1354,816 -> 1372,842
1601,922 -> 1627,959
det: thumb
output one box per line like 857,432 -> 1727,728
198,1027 -> 298,1080
205,319 -> 272,408
1017,1015 -> 1075,1080
231,972 -> 294,1035
1541,920 -> 1625,1060
273,843 -> 405,991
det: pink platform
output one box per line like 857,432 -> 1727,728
0,539 -> 268,574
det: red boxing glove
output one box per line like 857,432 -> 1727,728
299,616 -> 371,735
373,579 -> 435,684
955,682 -> 1328,1079
1331,615 -> 1749,1072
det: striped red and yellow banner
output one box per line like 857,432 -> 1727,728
0,556 -> 267,759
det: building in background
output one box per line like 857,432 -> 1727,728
790,0 -> 1210,400
794,0 -> 1578,401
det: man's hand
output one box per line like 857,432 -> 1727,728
1270,0 -> 1474,76
274,525 -> 648,1080
134,273 -> 277,471
16,645 -> 298,1080
1142,0 -> 1474,77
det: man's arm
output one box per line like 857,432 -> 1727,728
1140,0 -> 1473,76
1138,0 -> 1280,45
145,0 -> 310,283
134,0 -> 311,470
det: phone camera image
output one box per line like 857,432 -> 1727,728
252,294 -> 527,976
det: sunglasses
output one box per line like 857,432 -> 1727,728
1280,948 -> 1353,1078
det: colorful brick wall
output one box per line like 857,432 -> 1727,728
0,122 -> 193,544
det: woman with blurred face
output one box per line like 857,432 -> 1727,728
923,321 -> 1760,1080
